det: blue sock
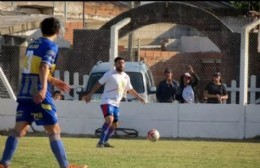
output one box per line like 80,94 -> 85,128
104,127 -> 115,143
1,136 -> 19,166
50,140 -> 69,168
99,123 -> 110,144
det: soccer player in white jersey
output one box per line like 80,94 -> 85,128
83,57 -> 145,148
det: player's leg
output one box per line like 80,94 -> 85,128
97,104 -> 114,147
104,106 -> 119,147
44,124 -> 70,168
1,102 -> 32,167
39,103 -> 87,168
97,115 -> 114,147
0,121 -> 30,167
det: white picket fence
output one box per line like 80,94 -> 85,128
54,70 -> 89,100
223,75 -> 260,104
54,70 -> 260,104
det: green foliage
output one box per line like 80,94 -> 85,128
228,1 -> 259,14
1,136 -> 260,168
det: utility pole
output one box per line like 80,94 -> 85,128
83,1 -> 86,28
128,1 -> 135,61
64,1 -> 67,23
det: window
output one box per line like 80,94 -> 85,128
127,72 -> 144,93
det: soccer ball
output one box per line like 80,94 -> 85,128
147,129 -> 160,142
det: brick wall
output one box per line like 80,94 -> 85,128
64,2 -> 128,45
64,22 -> 83,44
84,2 -> 128,18
139,50 -> 225,102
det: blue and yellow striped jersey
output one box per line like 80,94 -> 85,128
17,37 -> 58,103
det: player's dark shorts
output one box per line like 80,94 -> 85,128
16,102 -> 57,125
100,104 -> 119,123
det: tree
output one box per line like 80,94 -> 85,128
228,1 -> 260,15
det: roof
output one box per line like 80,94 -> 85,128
0,14 -> 63,35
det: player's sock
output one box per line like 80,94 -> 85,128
49,134 -> 69,168
98,122 -> 110,144
104,127 -> 115,143
1,130 -> 19,166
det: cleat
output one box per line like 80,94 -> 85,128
0,164 -> 9,168
96,143 -> 105,148
68,164 -> 88,168
104,142 -> 114,148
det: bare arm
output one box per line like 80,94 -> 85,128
33,63 -> 49,104
203,90 -> 228,103
83,82 -> 102,103
128,89 -> 145,104
48,76 -> 70,93
203,90 -> 219,99
221,94 -> 228,101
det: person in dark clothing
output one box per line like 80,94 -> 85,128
176,65 -> 200,103
203,72 -> 228,104
156,68 -> 179,103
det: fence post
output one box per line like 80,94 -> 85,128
54,70 -> 60,80
230,80 -> 237,104
73,72 -> 80,100
83,75 -> 89,91
63,71 -> 70,100
250,75 -> 256,104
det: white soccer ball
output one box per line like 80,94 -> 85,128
147,129 -> 160,142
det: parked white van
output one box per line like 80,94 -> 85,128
84,61 -> 157,103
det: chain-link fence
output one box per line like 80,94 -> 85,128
0,3 -> 259,103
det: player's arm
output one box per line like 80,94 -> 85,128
83,82 -> 102,103
220,86 -> 228,101
48,76 -> 70,93
33,63 -> 49,104
128,89 -> 145,104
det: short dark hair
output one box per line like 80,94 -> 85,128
213,72 -> 221,77
164,68 -> 172,74
114,57 -> 125,63
40,17 -> 61,36
52,90 -> 62,96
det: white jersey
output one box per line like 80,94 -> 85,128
98,70 -> 133,107
182,85 -> 194,103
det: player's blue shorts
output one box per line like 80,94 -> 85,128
100,104 -> 119,123
16,102 -> 57,126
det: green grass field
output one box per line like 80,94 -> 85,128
0,136 -> 260,168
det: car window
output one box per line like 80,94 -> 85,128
147,69 -> 155,87
86,72 -> 144,94
127,72 -> 145,93
86,72 -> 105,93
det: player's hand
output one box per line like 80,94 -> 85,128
82,94 -> 92,103
52,79 -> 70,93
138,97 -> 146,104
188,65 -> 194,74
33,89 -> 46,104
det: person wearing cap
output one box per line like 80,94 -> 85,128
156,68 -> 179,103
203,72 -> 228,104
176,65 -> 200,103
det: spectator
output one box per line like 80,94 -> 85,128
160,38 -> 169,51
156,68 -> 179,103
176,65 -> 200,103
52,90 -> 64,100
203,72 -> 228,104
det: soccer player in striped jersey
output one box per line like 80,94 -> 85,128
0,17 -> 87,168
